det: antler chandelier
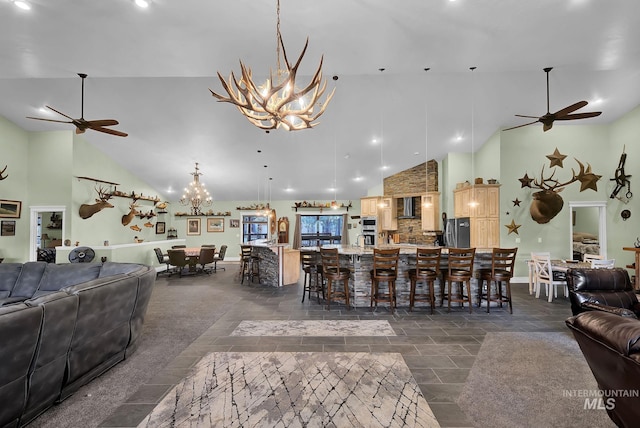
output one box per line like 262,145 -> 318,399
209,0 -> 335,132
179,163 -> 212,215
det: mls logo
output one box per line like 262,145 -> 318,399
584,397 -> 615,411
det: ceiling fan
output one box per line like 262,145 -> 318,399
503,67 -> 602,132
26,73 -> 127,137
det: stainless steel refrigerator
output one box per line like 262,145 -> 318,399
444,217 -> 471,248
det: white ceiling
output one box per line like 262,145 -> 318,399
1,0 -> 639,202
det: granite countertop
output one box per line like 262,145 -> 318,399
301,244 -> 494,256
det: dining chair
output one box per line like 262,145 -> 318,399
370,248 -> 400,313
196,247 -> 216,274
583,253 -> 604,263
211,245 -> 227,272
531,253 -> 568,302
476,247 -> 518,313
442,247 -> 475,313
591,258 -> 615,269
167,249 -> 190,277
153,247 -> 171,275
407,247 -> 441,314
529,251 -> 551,295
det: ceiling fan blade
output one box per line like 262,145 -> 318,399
87,119 -> 119,127
45,105 -> 75,120
553,101 -> 588,118
26,116 -> 73,124
92,126 -> 128,137
555,111 -> 602,121
503,120 -> 539,131
515,114 -> 540,119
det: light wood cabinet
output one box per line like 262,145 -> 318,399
360,197 -> 379,217
421,192 -> 440,231
453,184 -> 500,248
379,197 -> 397,231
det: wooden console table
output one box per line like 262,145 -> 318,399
623,247 -> 640,290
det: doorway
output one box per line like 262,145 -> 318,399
568,201 -> 606,261
29,206 -> 66,262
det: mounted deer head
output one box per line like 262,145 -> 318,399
520,152 -> 601,224
121,200 -> 140,226
79,186 -> 114,219
0,165 -> 7,180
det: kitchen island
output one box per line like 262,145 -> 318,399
302,245 -> 493,308
245,242 -> 300,287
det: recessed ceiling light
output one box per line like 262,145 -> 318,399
13,1 -> 31,10
353,176 -> 364,182
134,0 -> 150,8
414,151 -> 420,155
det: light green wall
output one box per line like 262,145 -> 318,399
475,130 -> 501,181
0,117 -> 29,262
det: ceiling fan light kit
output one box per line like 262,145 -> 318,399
209,0 -> 335,132
26,73 -> 128,137
504,67 -> 602,132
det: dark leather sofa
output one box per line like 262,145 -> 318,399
566,311 -> 640,428
566,267 -> 640,317
0,261 -> 155,428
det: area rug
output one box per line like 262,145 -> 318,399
137,352 -> 439,428
457,331 -> 614,428
230,320 -> 397,336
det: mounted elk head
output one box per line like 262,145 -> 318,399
0,165 -> 7,180
79,186 -> 114,219
121,200 -> 140,226
520,153 -> 601,224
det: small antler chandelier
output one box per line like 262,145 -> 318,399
209,0 -> 335,132
179,162 -> 212,215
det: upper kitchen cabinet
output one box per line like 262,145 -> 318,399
421,192 -> 440,231
360,197 -> 380,217
453,184 -> 501,248
379,197 -> 397,231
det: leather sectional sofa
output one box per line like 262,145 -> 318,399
566,267 -> 640,317
566,311 -> 640,428
0,261 -> 155,428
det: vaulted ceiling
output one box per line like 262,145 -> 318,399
1,0 -> 639,201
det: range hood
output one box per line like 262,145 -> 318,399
397,196 -> 420,219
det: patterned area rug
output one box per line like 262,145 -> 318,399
457,331 -> 614,428
137,352 -> 439,428
230,320 -> 397,336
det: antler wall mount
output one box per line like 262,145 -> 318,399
518,147 -> 601,224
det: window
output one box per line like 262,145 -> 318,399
242,215 -> 269,243
300,215 -> 343,247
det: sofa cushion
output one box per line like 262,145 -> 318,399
33,263 -> 102,298
9,262 -> 47,299
0,263 -> 23,298
98,262 -> 144,278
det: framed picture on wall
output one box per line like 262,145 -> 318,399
156,221 -> 166,234
229,218 -> 240,228
0,200 -> 21,218
187,218 -> 201,235
1,220 -> 16,236
207,217 -> 224,233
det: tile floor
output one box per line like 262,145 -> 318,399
99,266 -> 574,428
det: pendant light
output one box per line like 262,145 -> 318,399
469,66 -> 478,209
423,68 -> 432,208
331,136 -> 339,209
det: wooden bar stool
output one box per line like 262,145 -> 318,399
320,247 -> 351,310
476,247 -> 518,313
408,247 -> 441,314
301,250 -> 324,303
370,248 -> 400,313
240,245 -> 255,284
442,247 -> 475,313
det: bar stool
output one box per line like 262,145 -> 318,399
408,247 -> 441,314
442,247 -> 475,313
240,245 -> 255,284
320,247 -> 351,310
370,248 -> 400,313
301,250 -> 323,303
476,247 -> 518,313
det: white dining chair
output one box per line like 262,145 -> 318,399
531,253 -> 568,302
583,253 -> 604,263
529,252 -> 551,296
591,259 -> 615,269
